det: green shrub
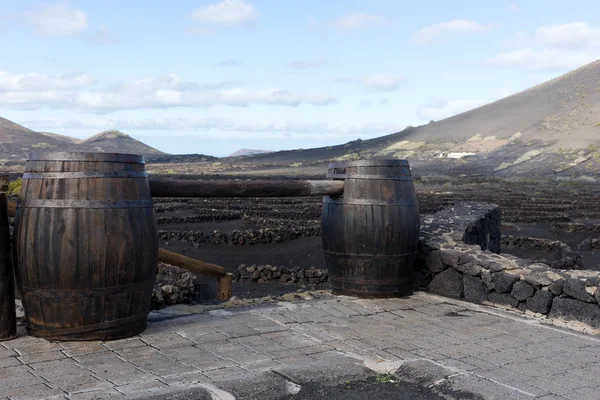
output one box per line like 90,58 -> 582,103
7,177 -> 22,196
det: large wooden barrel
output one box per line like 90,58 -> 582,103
13,152 -> 158,340
321,160 -> 420,297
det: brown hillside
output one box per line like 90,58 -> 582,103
0,117 -> 67,162
71,130 -> 164,156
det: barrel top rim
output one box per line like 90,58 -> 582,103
327,159 -> 410,168
27,151 -> 145,163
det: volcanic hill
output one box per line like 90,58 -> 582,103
69,130 -> 163,156
238,59 -> 600,179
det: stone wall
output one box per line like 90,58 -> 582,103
418,202 -> 600,329
233,264 -> 328,286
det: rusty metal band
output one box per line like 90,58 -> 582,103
21,280 -> 155,298
27,152 -> 145,164
329,276 -> 408,286
26,312 -> 148,337
326,174 -> 412,181
324,251 -> 417,257
20,199 -> 154,209
322,198 -> 418,206
23,171 -> 148,179
327,160 -> 409,168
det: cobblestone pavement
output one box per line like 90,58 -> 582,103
2,292 -> 600,400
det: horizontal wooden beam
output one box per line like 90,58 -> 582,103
158,248 -> 226,277
149,178 -> 344,198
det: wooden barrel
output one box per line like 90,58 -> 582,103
0,193 -> 17,341
321,160 -> 420,297
13,152 -> 158,340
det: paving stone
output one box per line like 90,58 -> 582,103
0,365 -> 44,389
114,379 -> 167,394
61,343 -> 108,357
47,374 -> 114,394
188,332 -> 229,344
239,359 -> 282,372
68,389 -> 124,399
202,366 -> 251,381
140,332 -> 195,349
101,338 -> 146,351
29,359 -> 90,380
17,350 -> 67,364
3,383 -> 65,400
0,355 -> 22,368
12,341 -> 62,355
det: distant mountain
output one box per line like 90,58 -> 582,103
239,59 -> 600,177
0,117 -> 67,163
228,148 -> 273,157
69,130 -> 164,157
38,131 -> 82,145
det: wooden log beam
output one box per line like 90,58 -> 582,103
0,193 -> 16,340
149,178 -> 344,198
158,248 -> 226,277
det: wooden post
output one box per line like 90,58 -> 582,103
157,249 -> 233,301
0,193 -> 16,340
149,178 -> 344,198
217,273 -> 233,301
7,202 -> 16,219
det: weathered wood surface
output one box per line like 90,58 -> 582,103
0,193 -> 16,341
12,152 -> 158,340
7,202 -> 15,218
217,273 -> 233,301
149,178 -> 344,198
321,160 -> 420,298
158,248 -> 226,277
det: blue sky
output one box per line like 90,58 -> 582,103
0,0 -> 599,156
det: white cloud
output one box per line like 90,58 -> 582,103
23,117 -> 406,138
485,48 -> 598,71
414,19 -> 496,44
26,3 -> 88,36
0,71 -> 336,112
359,99 -> 372,107
331,13 -> 386,30
0,71 -> 94,91
535,22 -> 600,50
287,58 -> 327,69
192,0 -> 257,25
360,73 -> 404,91
488,22 -> 600,71
417,99 -> 488,121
